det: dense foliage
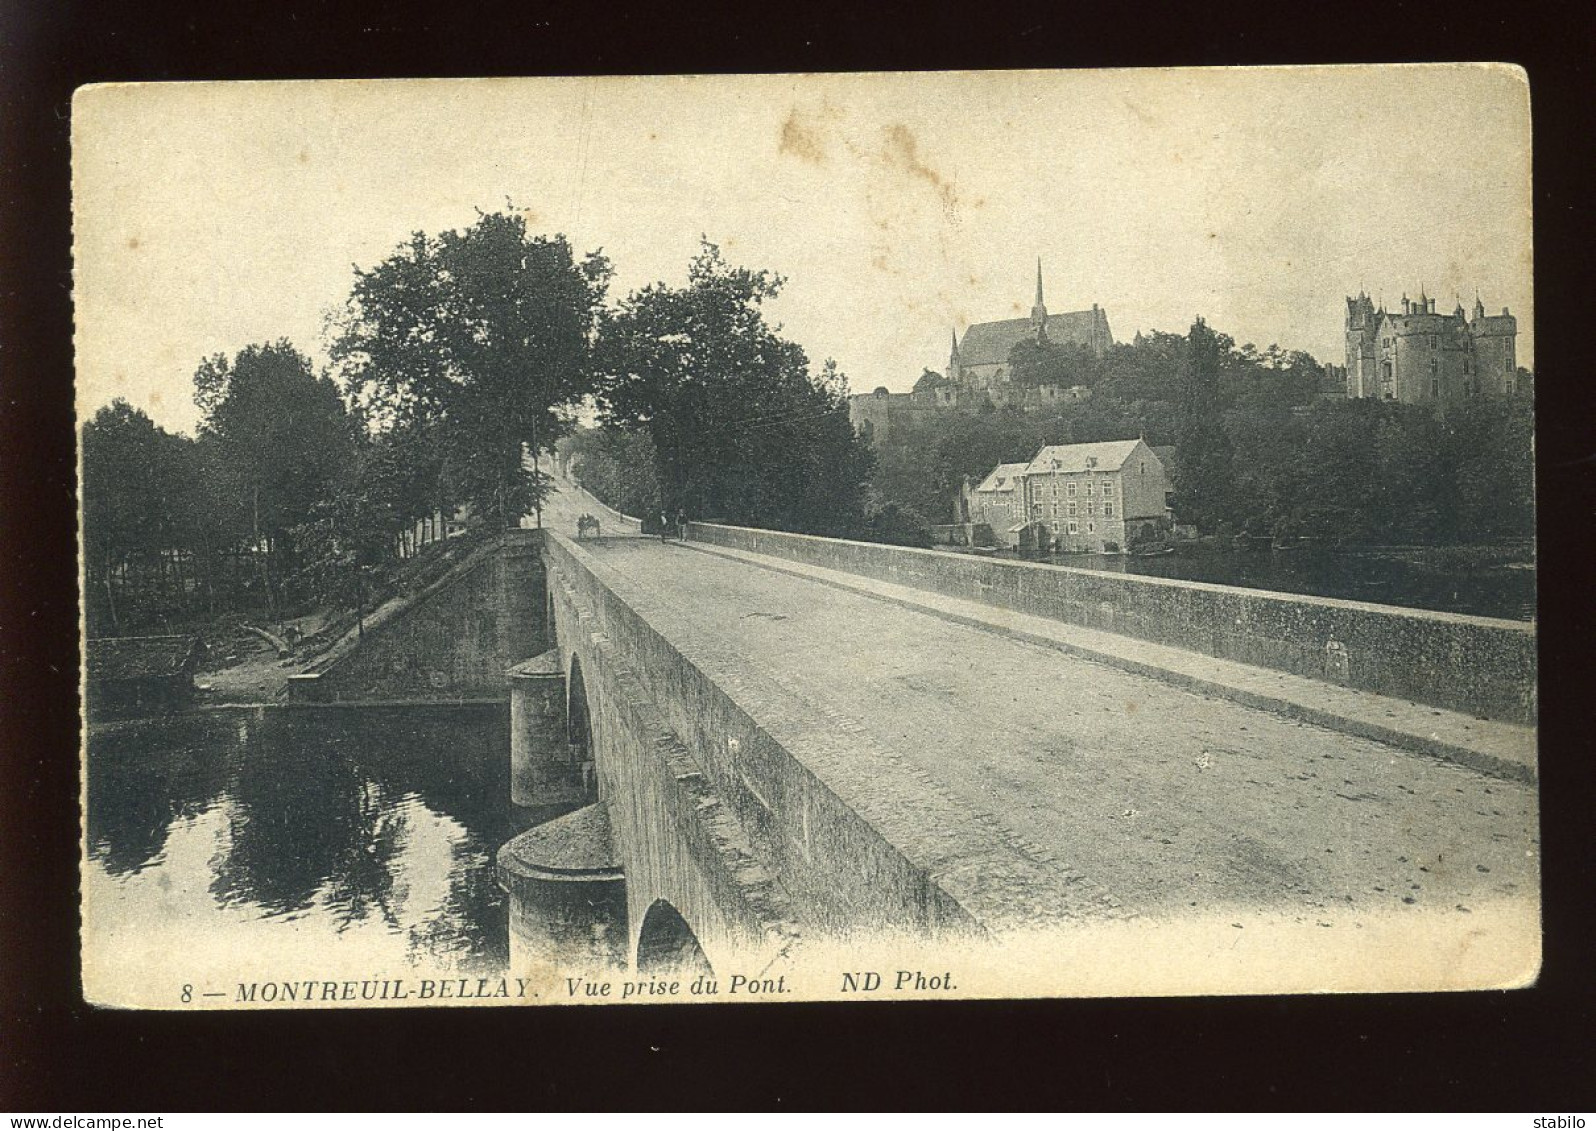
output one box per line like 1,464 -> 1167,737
870,320 -> 1533,545
592,241 -> 874,535
558,427 -> 662,521
330,211 -> 611,529
84,224 -> 887,635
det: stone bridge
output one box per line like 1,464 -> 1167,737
491,476 -> 1538,988
301,474 -> 1539,990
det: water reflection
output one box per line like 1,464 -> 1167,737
85,705 -> 519,973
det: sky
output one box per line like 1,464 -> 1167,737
73,66 -> 1533,436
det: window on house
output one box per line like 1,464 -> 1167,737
1101,478 -> 1113,494
1067,501 -> 1077,517
1085,503 -> 1095,517
1087,522 -> 1095,534
1431,376 -> 1440,397
1430,334 -> 1437,348
1505,354 -> 1512,372
1139,460 -> 1146,475
1104,502 -> 1114,517
1066,482 -> 1076,497
1084,481 -> 1094,496
1429,356 -> 1438,373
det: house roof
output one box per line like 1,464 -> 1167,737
1024,439 -> 1148,476
958,310 -> 1109,368
86,635 -> 200,682
975,462 -> 1031,493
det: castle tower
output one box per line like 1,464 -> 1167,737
1344,291 -> 1379,398
1030,259 -> 1049,341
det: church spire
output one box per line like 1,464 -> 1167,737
1031,258 -> 1048,336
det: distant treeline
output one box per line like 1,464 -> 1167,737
870,321 -> 1534,544
82,214 -> 876,635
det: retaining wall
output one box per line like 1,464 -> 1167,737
291,531 -> 549,702
687,524 -> 1537,724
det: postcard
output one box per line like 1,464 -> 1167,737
75,66 -> 1537,1008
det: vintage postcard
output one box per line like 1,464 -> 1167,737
74,66 -> 1537,1009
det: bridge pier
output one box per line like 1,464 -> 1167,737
496,803 -> 628,972
507,650 -> 592,812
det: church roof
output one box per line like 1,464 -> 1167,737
958,310 -> 1110,367
1025,439 -> 1148,476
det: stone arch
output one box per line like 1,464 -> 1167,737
567,653 -> 597,804
635,899 -> 713,976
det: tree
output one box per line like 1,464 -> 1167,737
560,425 -> 663,520
81,400 -> 201,633
595,241 -> 873,535
331,210 -> 611,529
1172,317 -> 1236,530
1007,338 -> 1099,389
194,340 -> 357,617
1443,393 -> 1534,540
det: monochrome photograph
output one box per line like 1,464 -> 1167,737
73,66 -> 1538,1008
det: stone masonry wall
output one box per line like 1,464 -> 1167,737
687,524 -> 1537,725
543,534 -> 973,965
300,531 -> 549,701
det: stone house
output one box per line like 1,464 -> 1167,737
965,439 -> 1172,552
960,462 -> 1031,545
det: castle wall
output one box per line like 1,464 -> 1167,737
1348,295 -> 1519,406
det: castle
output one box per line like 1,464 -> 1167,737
849,263 -> 1113,443
1344,289 -> 1519,405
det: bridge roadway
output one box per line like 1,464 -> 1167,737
535,476 -> 1536,929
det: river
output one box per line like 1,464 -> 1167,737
83,705 -> 524,983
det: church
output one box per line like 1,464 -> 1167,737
848,263 -> 1114,443
944,261 -> 1114,393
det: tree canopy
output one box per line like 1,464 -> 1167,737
331,210 -> 611,528
594,241 -> 873,534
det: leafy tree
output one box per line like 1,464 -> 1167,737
596,241 -> 873,535
81,401 -> 202,633
194,340 -> 357,617
1442,393 -> 1535,539
1171,317 -> 1236,529
1007,338 -> 1099,390
560,425 -> 663,520
331,210 -> 611,529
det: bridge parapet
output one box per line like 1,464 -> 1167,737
686,524 -> 1536,725
540,532 -> 987,968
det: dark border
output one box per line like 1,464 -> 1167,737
3,0 -> 1592,1111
